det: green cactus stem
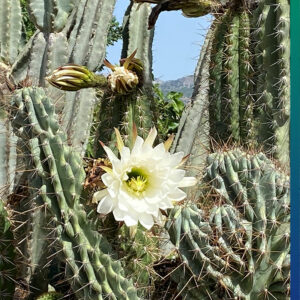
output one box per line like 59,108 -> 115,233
166,150 -> 290,299
0,0 -> 22,64
10,87 -> 139,300
172,3 -> 290,179
94,2 -> 156,157
0,200 -> 16,300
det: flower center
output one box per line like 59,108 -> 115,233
125,168 -> 148,196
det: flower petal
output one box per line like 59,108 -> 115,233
179,177 -> 197,187
168,188 -> 187,201
114,127 -> 124,152
132,136 -> 144,156
102,173 -> 114,187
139,213 -> 154,229
144,127 -> 157,147
92,189 -> 108,203
123,211 -> 139,227
97,195 -> 113,214
103,145 -> 120,165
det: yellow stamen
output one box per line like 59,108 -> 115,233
127,176 -> 147,193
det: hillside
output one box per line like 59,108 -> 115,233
155,75 -> 194,104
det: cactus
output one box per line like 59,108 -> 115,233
0,0 -> 291,298
0,0 -> 23,64
6,0 -> 117,155
94,1 -> 156,156
10,87 -> 139,300
117,225 -> 160,299
172,1 -> 290,176
0,63 -> 17,199
11,179 -> 52,298
166,150 -> 290,299
0,200 -> 16,300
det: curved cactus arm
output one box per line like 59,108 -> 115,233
133,0 -> 221,29
0,0 -> 22,64
166,150 -> 290,299
10,87 -> 139,300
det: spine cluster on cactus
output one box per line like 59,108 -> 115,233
0,0 -> 290,299
166,150 -> 290,300
10,87 -> 139,300
172,1 -> 290,177
0,200 -> 16,300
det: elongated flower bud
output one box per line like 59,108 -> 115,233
46,64 -> 107,91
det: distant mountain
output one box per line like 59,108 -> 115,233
155,75 -> 194,104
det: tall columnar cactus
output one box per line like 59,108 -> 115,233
10,87 -> 139,300
0,63 -> 17,199
0,0 -> 22,65
94,1 -> 156,156
1,0 -> 118,200
6,0 -> 117,154
166,150 -> 290,299
172,1 -> 290,175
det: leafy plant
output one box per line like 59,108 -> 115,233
153,83 -> 185,139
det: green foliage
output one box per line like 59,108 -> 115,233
20,0 -> 35,41
107,16 -> 122,46
153,84 -> 185,139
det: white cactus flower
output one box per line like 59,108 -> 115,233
93,128 -> 197,229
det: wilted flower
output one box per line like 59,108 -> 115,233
46,64 -> 107,91
93,127 -> 197,229
104,49 -> 142,94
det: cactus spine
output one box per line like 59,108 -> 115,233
8,0 -> 117,154
167,150 -> 290,299
0,200 -> 16,299
173,1 -> 290,174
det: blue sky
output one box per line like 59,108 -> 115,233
106,0 -> 212,81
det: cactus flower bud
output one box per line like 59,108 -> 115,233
46,64 -> 107,91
